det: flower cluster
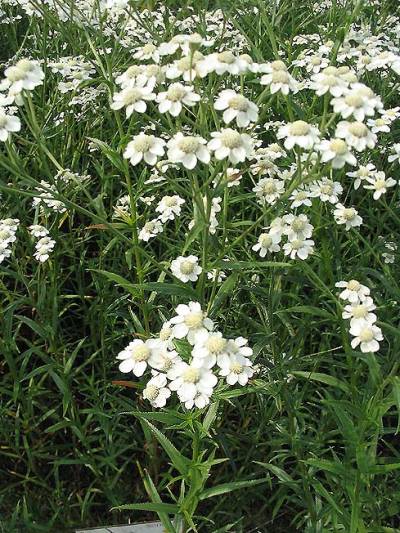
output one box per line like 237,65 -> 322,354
336,280 -> 383,353
0,218 -> 19,263
0,58 -> 44,142
116,302 -> 255,409
253,214 -> 314,260
29,225 -> 55,263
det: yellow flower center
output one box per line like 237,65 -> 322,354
145,384 -> 159,400
348,122 -> 368,137
184,312 -> 204,328
218,51 -> 235,64
220,130 -> 242,149
205,336 -> 227,354
271,70 -> 289,83
359,328 -> 374,342
183,367 -> 200,383
178,136 -> 200,153
330,139 -> 348,155
180,260 -> 195,275
133,345 -> 150,361
348,279 -> 360,291
271,60 -> 287,71
134,135 -> 153,152
231,362 -> 243,374
345,93 -> 364,108
353,304 -> 367,318
289,120 -> 310,136
228,95 -> 249,111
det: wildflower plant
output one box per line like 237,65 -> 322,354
0,0 -> 399,531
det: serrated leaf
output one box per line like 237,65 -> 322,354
112,502 -> 179,514
199,477 -> 268,500
137,419 -> 190,476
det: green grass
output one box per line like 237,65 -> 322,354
1,0 -> 400,531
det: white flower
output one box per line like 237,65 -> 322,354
0,107 -> 21,141
268,216 -> 286,238
171,255 -> 202,283
333,203 -> 363,230
200,51 -> 248,76
148,346 -> 180,373
218,352 -> 254,385
168,362 -> 217,409
159,34 -> 214,57
283,238 -> 314,260
214,89 -> 259,127
0,226 -> 18,245
155,195 -> 185,222
259,60 -> 299,95
277,121 -> 320,150
283,214 -> 313,240
156,83 -> 200,117
342,297 -> 377,328
388,143 -> 400,163
0,242 -> 12,263
253,177 -> 285,205
309,178 -> 343,204
167,132 -> 210,169
116,338 -> 158,377
138,64 -> 166,90
318,138 -> 357,168
138,219 -> 164,242
3,58 -> 44,94
310,66 -> 349,97
0,218 -> 20,233
192,331 -> 229,369
335,280 -> 370,303
367,117 -> 391,134
363,171 -> 396,200
115,65 -> 144,88
169,301 -> 214,345
289,187 -> 312,208
331,84 -> 382,121
349,323 -> 383,353
252,231 -> 281,257
380,107 -> 400,122
33,236 -> 55,263
29,224 -> 49,238
335,121 -> 377,152
214,167 -> 242,188
166,51 -> 207,81
346,163 -> 377,190
208,129 -> 253,164
124,133 -> 166,166
143,374 -> 171,408
133,43 -> 160,63
110,86 -> 155,117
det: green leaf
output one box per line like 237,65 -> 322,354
87,137 -> 126,173
90,269 -> 140,297
392,377 -> 400,434
210,272 -> 238,314
139,468 -> 176,533
199,477 -> 268,500
137,419 -> 190,476
278,305 -> 335,319
214,260 -> 291,270
305,458 -> 349,477
255,462 -> 297,486
290,371 -> 350,393
202,401 -> 219,433
112,502 -> 179,514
